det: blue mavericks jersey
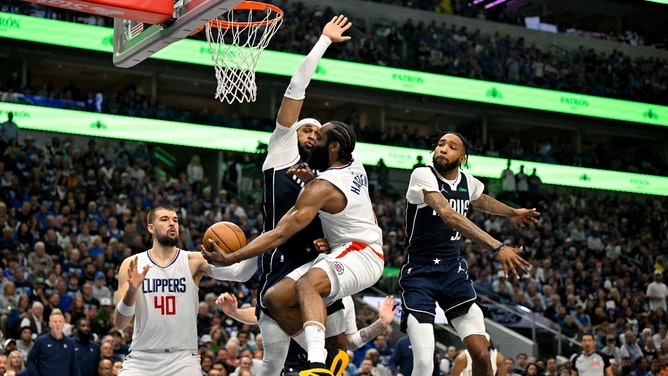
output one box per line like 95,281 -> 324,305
257,165 -> 323,311
404,167 -> 472,260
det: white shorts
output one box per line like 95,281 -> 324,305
288,242 -> 384,306
118,350 -> 201,376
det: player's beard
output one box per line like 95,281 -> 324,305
308,142 -> 330,172
432,155 -> 460,175
157,231 -> 179,247
298,144 -> 310,162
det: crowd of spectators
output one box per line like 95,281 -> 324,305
0,114 -> 665,374
271,2 -> 668,106
363,0 -> 663,48
3,0 -> 667,105
1,4 -> 668,376
2,0 -> 668,177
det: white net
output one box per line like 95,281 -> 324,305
205,2 -> 283,104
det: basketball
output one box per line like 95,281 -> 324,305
202,221 -> 247,253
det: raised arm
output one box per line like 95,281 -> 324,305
113,256 -> 149,329
346,295 -> 398,350
277,15 -> 352,127
424,190 -> 530,279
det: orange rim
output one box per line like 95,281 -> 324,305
199,1 -> 283,32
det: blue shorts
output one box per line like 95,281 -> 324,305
398,255 -> 476,329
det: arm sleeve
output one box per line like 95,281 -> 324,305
284,35 -> 332,100
210,257 -> 258,282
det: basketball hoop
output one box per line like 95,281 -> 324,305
202,1 -> 283,104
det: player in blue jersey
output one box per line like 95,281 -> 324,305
253,15 -> 353,376
400,132 -> 540,376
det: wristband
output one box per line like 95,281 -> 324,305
492,244 -> 505,256
117,301 -> 135,316
351,331 -> 366,349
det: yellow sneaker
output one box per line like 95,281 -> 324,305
327,349 -> 349,376
298,368 -> 334,376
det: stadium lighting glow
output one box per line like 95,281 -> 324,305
484,0 -> 508,9
0,12 -> 667,127
1,102 -> 667,196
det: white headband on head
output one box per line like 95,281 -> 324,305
295,118 -> 321,129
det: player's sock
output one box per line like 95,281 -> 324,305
304,321 -> 327,365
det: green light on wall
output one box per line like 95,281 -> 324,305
2,102 -> 667,196
1,12 -> 667,127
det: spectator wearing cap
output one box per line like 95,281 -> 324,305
107,328 -> 129,360
492,270 -> 516,301
573,304 -> 592,332
20,301 -> 48,337
3,338 -> 17,355
28,261 -> 49,286
28,277 -> 47,309
91,272 -> 111,302
602,334 -> 623,365
199,334 -> 213,350
647,270 -> 668,313
16,325 -> 33,361
96,298 -> 113,336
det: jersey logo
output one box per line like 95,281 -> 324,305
333,261 -> 345,275
457,263 -> 466,274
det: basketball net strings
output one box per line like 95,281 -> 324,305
206,9 -> 283,104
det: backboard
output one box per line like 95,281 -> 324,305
113,0 -> 243,68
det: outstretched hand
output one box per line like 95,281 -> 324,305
127,256 -> 150,292
322,15 -> 352,43
201,240 -> 237,267
378,295 -> 399,325
216,292 -> 238,317
509,208 -> 540,227
496,246 -> 531,280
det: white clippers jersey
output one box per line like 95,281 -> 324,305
315,159 -> 382,248
130,249 -> 199,352
463,348 -> 498,376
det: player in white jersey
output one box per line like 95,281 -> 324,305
450,333 -> 507,376
202,120 -> 384,376
114,205 -> 257,376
